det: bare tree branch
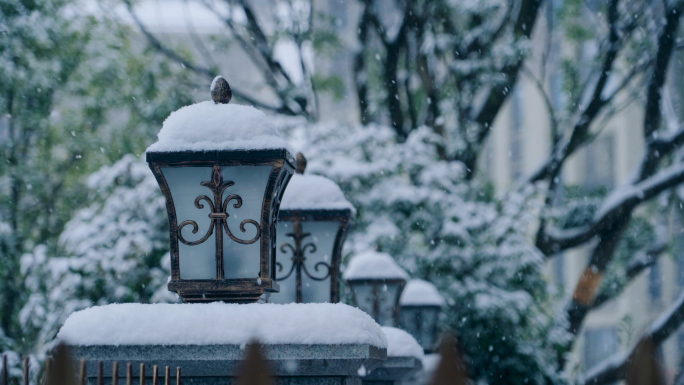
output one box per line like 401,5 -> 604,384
529,0 -> 624,184
539,162 -> 684,256
583,290 -> 684,385
590,243 -> 668,309
458,0 -> 544,178
123,0 -> 289,114
557,2 -> 684,369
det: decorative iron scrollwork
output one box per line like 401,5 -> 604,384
276,219 -> 332,302
178,165 -> 261,279
178,165 -> 261,246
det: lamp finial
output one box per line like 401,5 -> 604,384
296,153 -> 307,174
211,76 -> 232,104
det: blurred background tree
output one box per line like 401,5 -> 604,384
0,0 -> 194,365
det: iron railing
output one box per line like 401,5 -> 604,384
0,353 -> 181,385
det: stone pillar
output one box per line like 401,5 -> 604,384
57,303 -> 388,385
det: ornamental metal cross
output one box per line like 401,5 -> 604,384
177,165 -> 261,280
276,219 -> 332,303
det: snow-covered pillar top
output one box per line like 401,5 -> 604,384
270,154 -> 356,304
145,76 -> 295,303
343,251 -> 409,327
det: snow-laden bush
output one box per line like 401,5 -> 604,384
284,120 -> 568,383
20,155 -> 175,351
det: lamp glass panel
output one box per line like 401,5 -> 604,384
162,167 -> 216,279
350,281 -> 376,319
419,306 -> 440,350
351,281 -> 400,326
220,165 -> 272,279
399,307 -> 421,342
399,306 -> 441,350
377,282 -> 401,326
271,220 -> 339,303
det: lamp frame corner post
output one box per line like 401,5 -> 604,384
147,149 -> 295,303
276,208 -> 353,303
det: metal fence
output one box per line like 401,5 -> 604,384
0,337 -> 472,385
0,354 -> 181,385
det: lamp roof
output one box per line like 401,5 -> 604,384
399,279 -> 445,307
146,101 -> 293,154
280,174 -> 355,213
343,250 -> 409,281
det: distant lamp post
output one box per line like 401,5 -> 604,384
344,251 -> 409,326
269,153 -> 354,304
399,279 -> 444,353
146,76 -> 295,303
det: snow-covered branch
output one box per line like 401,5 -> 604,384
529,0 -> 628,185
125,0 -> 306,116
583,291 -> 684,385
540,164 -> 684,256
591,243 -> 668,310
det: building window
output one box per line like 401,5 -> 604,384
510,86 -> 524,181
649,261 -> 662,303
677,225 -> 684,288
328,0 -> 348,28
583,135 -> 615,192
553,253 -> 565,287
584,327 -> 618,371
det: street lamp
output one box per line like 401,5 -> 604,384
344,251 -> 408,326
146,76 -> 295,303
269,154 -> 355,304
399,279 -> 444,353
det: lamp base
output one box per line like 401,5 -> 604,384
168,279 -> 280,304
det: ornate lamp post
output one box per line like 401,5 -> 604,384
344,251 -> 408,326
269,154 -> 354,304
398,279 -> 444,353
146,76 -> 295,303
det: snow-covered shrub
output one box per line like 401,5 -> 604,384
283,120 -> 568,384
20,155 -> 175,350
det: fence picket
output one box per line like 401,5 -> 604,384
430,333 -> 468,385
1,350 -> 185,385
79,360 -> 86,385
22,357 -> 28,385
97,361 -> 104,385
235,342 -> 273,385
113,361 -> 119,385
2,354 -> 7,385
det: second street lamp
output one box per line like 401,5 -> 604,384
270,154 -> 355,303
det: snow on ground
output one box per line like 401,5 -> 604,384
58,303 -> 386,348
343,251 -> 409,281
146,101 -> 294,153
400,279 -> 445,307
280,174 -> 356,213
381,327 -> 424,359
